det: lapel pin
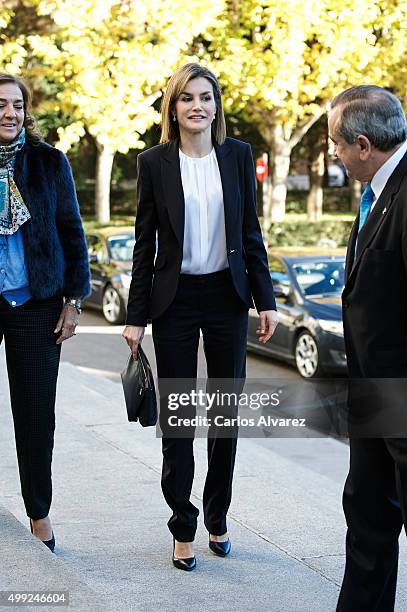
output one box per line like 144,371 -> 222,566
382,207 -> 387,215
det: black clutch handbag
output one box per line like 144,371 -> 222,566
120,346 -> 157,427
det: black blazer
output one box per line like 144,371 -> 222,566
342,150 -> 407,377
126,137 -> 276,326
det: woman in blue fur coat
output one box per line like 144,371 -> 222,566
0,73 -> 90,551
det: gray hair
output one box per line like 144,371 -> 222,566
331,85 -> 407,151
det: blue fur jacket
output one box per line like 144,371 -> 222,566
14,141 -> 90,300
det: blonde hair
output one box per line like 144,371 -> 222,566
160,63 -> 226,145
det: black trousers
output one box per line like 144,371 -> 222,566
0,295 -> 62,519
152,269 -> 248,542
337,437 -> 407,612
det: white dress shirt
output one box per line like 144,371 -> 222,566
370,139 -> 407,209
179,148 -> 228,274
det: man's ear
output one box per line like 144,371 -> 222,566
357,135 -> 372,160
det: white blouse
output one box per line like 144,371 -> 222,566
179,148 -> 228,274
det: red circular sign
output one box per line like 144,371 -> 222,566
256,158 -> 268,182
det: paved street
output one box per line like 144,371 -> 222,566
1,314 -> 407,611
62,309 -> 298,382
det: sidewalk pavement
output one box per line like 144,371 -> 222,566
1,347 -> 407,611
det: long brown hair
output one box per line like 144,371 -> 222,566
0,73 -> 43,144
160,63 -> 226,145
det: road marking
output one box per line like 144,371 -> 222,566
75,365 -> 122,380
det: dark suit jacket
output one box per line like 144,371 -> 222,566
126,137 -> 276,326
342,150 -> 407,377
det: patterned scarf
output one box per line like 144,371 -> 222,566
0,128 -> 31,235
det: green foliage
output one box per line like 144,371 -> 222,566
225,111 -> 268,160
267,214 -> 354,247
286,188 -> 351,214
83,216 -> 135,231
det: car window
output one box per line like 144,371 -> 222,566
108,235 -> 135,262
87,234 -> 107,264
269,257 -> 290,286
292,260 -> 345,296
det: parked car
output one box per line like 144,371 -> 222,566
287,164 -> 346,190
247,254 -> 347,377
85,227 -> 135,324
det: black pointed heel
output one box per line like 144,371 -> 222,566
209,537 -> 231,557
29,520 -> 56,553
172,538 -> 196,571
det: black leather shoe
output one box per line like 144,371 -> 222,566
209,537 -> 231,557
29,520 -> 56,553
172,538 -> 196,571
42,533 -> 56,552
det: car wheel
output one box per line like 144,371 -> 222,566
102,285 -> 126,325
294,331 -> 322,378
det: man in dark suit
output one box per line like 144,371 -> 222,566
328,85 -> 407,611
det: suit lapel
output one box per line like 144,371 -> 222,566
344,218 -> 358,282
160,138 -> 238,249
160,140 -> 185,246
214,140 -> 238,246
345,150 -> 407,289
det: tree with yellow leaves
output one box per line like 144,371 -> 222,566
202,0 -> 407,222
0,1 -> 30,70
23,0 -> 224,222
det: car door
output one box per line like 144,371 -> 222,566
86,234 -> 109,305
266,256 -> 293,356
247,256 -> 292,356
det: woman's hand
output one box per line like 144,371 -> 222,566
122,325 -> 145,359
256,310 -> 278,343
54,304 -> 80,344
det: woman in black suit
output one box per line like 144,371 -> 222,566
123,63 -> 277,570
0,73 -> 90,551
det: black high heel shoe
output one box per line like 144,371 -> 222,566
172,538 -> 196,571
209,536 -> 231,557
30,519 -> 55,553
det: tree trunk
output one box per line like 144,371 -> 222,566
260,112 -> 325,227
307,157 -> 324,222
264,124 -> 292,223
95,142 -> 115,224
349,178 -> 362,212
307,120 -> 327,222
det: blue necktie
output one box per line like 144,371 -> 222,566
354,183 -> 374,259
358,183 -> 375,232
